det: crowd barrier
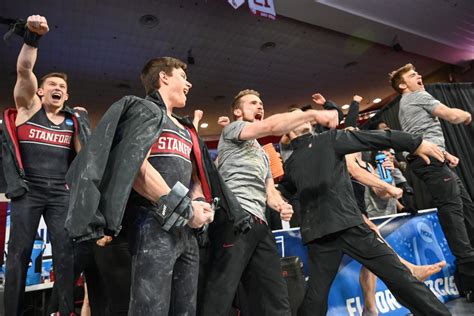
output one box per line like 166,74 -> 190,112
273,209 -> 459,316
0,202 -> 460,315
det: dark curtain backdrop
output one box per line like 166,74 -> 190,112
365,83 -> 474,210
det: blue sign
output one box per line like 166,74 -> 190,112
273,210 -> 459,315
2,202 -> 53,285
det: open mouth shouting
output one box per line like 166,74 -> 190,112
255,112 -> 263,121
51,91 -> 62,101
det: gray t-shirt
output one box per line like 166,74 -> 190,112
399,90 -> 446,150
365,168 -> 397,218
279,142 -> 293,163
217,121 -> 271,222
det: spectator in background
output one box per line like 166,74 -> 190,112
372,120 -> 416,214
365,149 -> 404,217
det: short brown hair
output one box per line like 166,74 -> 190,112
388,63 -> 414,94
40,72 -> 68,87
141,57 -> 187,95
231,89 -> 260,112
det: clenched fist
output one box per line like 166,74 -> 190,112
27,15 -> 49,36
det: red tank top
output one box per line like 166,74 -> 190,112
16,107 -> 75,179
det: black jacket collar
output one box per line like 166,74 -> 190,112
145,90 -> 166,108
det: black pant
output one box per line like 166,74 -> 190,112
128,210 -> 199,316
48,240 -> 106,315
93,235 -> 131,316
4,177 -> 74,316
410,157 -> 474,280
199,216 -> 291,316
298,224 -> 450,316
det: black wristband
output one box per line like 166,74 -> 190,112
24,27 -> 42,48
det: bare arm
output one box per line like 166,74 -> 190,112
14,44 -> 41,112
132,150 -> 171,201
73,136 -> 82,153
239,109 -> 338,141
192,109 -> 203,131
133,151 -> 214,229
431,103 -> 471,125
189,158 -> 205,200
345,153 -> 401,200
14,16 -> 49,113
266,177 -> 293,221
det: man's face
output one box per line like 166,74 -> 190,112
164,67 -> 192,108
288,109 -> 312,139
37,77 -> 69,108
235,94 -> 264,122
400,69 -> 424,93
383,149 -> 394,163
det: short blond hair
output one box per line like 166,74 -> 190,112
231,89 -> 260,111
388,63 -> 415,94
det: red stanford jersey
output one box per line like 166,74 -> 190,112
148,118 -> 193,188
17,107 -> 75,179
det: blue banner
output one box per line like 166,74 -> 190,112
2,202 -> 53,285
273,209 -> 459,315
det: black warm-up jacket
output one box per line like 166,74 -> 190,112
278,129 -> 423,244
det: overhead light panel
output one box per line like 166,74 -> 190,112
373,98 -> 382,104
200,123 -> 209,128
342,104 -> 350,110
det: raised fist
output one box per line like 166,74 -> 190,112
27,15 -> 49,36
218,116 -> 230,127
194,109 -> 203,122
312,93 -> 326,106
353,95 -> 363,103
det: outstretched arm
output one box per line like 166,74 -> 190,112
239,109 -> 338,140
431,103 -> 471,125
334,129 -> 444,165
345,153 -> 402,200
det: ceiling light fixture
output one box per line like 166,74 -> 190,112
260,41 -> 276,52
342,104 -> 350,110
373,98 -> 382,104
139,15 -> 159,28
200,123 -> 209,128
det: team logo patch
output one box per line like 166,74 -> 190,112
65,118 -> 74,126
